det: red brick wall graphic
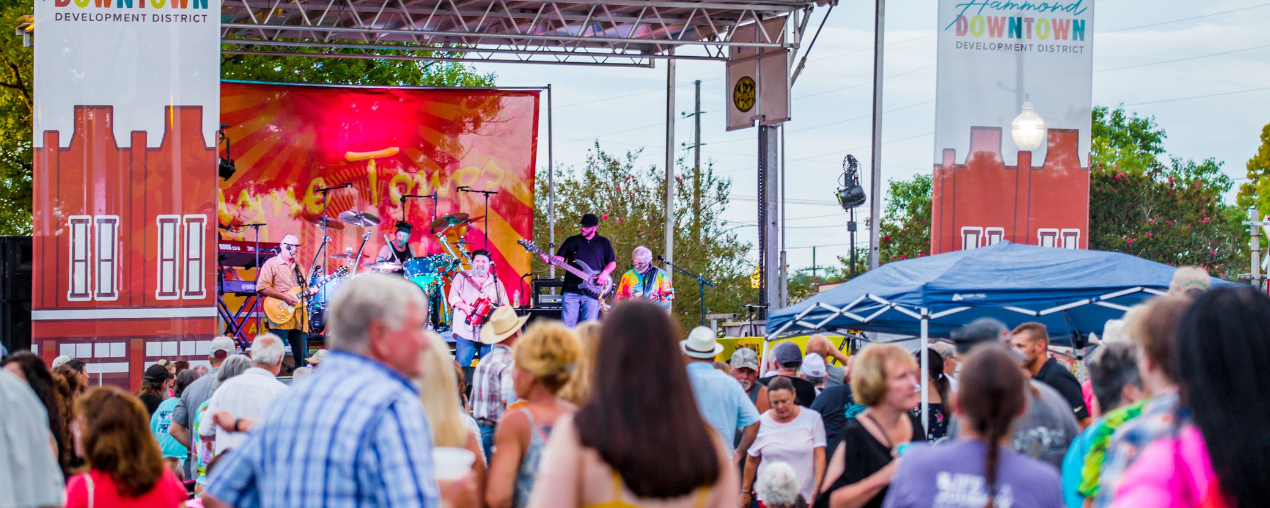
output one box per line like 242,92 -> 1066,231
33,105 -> 216,389
930,127 -> 1090,255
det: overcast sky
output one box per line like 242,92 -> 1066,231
476,0 -> 1270,272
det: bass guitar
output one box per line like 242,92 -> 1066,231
263,266 -> 348,326
517,239 -> 613,300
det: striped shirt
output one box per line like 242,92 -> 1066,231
470,344 -> 515,422
205,350 -> 439,508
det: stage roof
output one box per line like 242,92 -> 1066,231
220,0 -> 826,67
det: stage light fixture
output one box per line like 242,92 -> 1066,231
217,125 -> 237,180
837,154 -> 866,211
1012,98 -> 1046,151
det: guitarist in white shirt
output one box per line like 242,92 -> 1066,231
255,233 -> 317,369
449,249 -> 509,372
540,213 -> 617,327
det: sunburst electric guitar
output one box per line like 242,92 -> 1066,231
263,266 -> 348,326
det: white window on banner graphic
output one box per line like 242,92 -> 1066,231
1061,229 -> 1081,249
156,215 -> 181,300
985,227 -> 1005,246
961,227 -> 983,250
67,216 -> 92,302
1038,229 -> 1059,248
183,215 -> 206,299
94,215 -> 119,301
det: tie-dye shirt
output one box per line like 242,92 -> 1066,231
615,266 -> 673,305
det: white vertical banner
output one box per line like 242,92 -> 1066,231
34,0 -> 221,148
930,0 -> 1094,255
933,0 -> 1094,166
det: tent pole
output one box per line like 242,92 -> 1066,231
760,338 -> 773,376
920,309 -> 929,436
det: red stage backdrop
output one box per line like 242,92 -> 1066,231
218,83 -> 539,306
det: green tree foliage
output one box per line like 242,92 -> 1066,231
221,49 -> 495,87
1236,122 -> 1270,216
0,5 -> 34,234
532,144 -> 754,331
1089,106 -> 1246,278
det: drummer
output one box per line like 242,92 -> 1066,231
449,249 -> 508,374
375,221 -> 416,264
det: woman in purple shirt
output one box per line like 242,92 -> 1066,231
882,346 -> 1063,508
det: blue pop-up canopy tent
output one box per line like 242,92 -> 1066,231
764,241 -> 1237,429
767,241 -> 1235,343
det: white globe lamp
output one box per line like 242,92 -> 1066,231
1011,100 -> 1046,151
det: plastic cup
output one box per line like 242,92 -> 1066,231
433,446 -> 476,481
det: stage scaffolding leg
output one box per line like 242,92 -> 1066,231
759,125 -> 780,315
547,84 -> 556,280
920,309 -> 929,435
867,0 -> 886,270
664,52 -> 676,311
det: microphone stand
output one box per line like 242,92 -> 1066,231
659,256 -> 715,326
401,192 -> 438,224
458,186 -> 499,251
311,184 -> 344,277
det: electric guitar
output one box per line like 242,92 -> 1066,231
263,266 -> 348,326
517,239 -> 613,299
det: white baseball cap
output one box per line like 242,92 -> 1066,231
209,336 -> 236,358
800,353 -> 827,378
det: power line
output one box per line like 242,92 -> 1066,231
1095,43 -> 1270,72
1126,85 -> 1270,106
1098,2 -> 1270,33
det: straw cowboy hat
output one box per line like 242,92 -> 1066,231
480,306 -> 530,345
680,326 -> 723,359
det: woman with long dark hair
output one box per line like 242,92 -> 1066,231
910,349 -> 951,441
882,346 -> 1063,508
526,301 -> 738,508
1111,286 -> 1270,508
2,351 -> 74,479
65,386 -> 188,507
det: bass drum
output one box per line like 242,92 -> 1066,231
307,274 -> 352,334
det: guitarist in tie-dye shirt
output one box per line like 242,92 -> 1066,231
615,246 -> 674,309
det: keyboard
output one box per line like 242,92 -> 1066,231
218,239 -> 279,268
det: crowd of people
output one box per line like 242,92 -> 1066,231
1,266 -> 1269,508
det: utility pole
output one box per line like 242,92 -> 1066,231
682,80 -> 704,247
664,53 -> 676,312
867,0 -> 886,269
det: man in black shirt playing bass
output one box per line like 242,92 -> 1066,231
541,213 -> 616,327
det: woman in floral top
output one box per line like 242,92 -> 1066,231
909,349 -> 952,441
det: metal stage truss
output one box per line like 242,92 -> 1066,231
220,0 -> 825,67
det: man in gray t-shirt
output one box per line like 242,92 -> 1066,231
169,336 -> 235,477
945,318 -> 1080,471
945,380 -> 1079,470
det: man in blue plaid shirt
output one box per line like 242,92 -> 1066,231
204,274 -> 442,508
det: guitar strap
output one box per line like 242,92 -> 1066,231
459,271 -> 504,306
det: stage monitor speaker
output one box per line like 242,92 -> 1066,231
531,277 -> 564,309
0,236 -> 31,354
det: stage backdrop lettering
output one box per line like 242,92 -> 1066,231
218,82 -> 539,307
931,0 -> 1094,255
32,0 -> 220,388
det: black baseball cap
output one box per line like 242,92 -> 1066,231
580,213 -> 600,228
144,364 -> 173,382
951,317 -> 1010,355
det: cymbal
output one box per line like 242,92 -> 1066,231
339,210 -> 381,228
306,215 -> 345,230
363,261 -> 403,271
329,252 -> 369,260
430,213 -> 470,229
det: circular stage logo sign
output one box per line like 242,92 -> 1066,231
733,76 -> 756,113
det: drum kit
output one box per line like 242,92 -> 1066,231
305,210 -> 481,333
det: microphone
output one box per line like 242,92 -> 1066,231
656,254 -> 666,263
